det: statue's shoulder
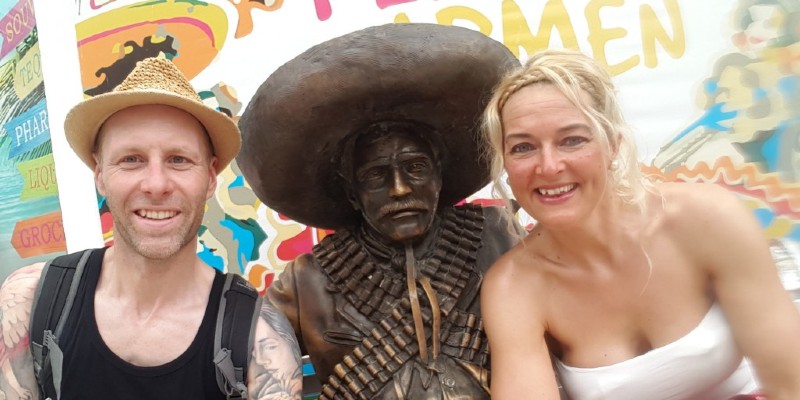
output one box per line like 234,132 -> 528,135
451,203 -> 522,253
286,252 -> 317,270
450,203 -> 513,228
282,230 -> 360,282
269,252 -> 329,302
481,204 -> 514,225
310,229 -> 354,259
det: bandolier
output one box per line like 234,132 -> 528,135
317,205 -> 489,399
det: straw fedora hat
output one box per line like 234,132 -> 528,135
65,57 -> 241,171
237,23 -> 519,230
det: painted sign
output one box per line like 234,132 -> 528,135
0,0 -> 64,281
0,0 -> 35,59
10,210 -> 66,258
13,40 -> 42,99
17,152 -> 56,200
4,98 -> 48,159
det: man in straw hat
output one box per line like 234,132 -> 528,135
0,57 -> 302,399
237,23 -> 526,399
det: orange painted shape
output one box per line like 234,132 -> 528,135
247,263 -> 268,291
11,211 -> 67,258
229,0 -> 284,38
75,1 -> 228,90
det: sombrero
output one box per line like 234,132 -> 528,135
237,23 -> 519,229
65,57 -> 241,172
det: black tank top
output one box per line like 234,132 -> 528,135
58,247 -> 226,399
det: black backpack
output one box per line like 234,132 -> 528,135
28,248 -> 262,400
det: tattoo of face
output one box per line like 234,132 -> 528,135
249,301 -> 302,399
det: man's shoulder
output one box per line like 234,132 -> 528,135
0,262 -> 44,350
0,263 -> 42,400
3,247 -> 107,314
219,270 -> 255,288
1,262 -> 45,301
3,262 -> 45,281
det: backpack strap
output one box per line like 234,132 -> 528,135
29,249 -> 94,400
213,273 -> 263,399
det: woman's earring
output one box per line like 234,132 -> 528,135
610,160 -> 620,171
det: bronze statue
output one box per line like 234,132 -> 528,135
237,23 -> 521,399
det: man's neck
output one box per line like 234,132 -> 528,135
97,242 -> 215,315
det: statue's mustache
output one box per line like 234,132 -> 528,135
378,200 -> 428,219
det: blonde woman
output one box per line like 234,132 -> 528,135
480,49 -> 800,400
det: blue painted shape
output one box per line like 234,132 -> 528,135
752,87 -> 767,101
778,75 -> 798,102
198,240 -> 225,271
5,99 -> 49,159
762,122 -> 785,172
229,175 -> 244,189
704,80 -> 718,95
788,224 -> 800,241
199,90 -> 215,100
302,362 -> 316,376
753,208 -> 775,229
220,218 -> 255,273
670,102 -> 737,145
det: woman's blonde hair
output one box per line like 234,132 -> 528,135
482,48 -> 650,212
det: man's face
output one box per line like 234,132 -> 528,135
350,131 -> 442,244
93,104 -> 217,260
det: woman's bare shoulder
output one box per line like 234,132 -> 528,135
483,237 -> 549,302
655,181 -> 732,205
481,240 -> 550,338
653,182 -> 742,224
652,182 -> 759,256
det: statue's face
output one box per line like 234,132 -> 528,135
351,131 -> 442,244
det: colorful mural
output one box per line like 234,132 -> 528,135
57,0 -> 798,300
651,0 -> 800,298
0,0 -> 65,282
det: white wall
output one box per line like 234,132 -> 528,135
33,0 -> 103,251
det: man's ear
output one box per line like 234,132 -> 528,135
206,157 -> 218,200
93,154 -> 106,197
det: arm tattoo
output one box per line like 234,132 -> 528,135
249,300 -> 302,400
0,264 -> 44,400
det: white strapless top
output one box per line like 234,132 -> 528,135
556,303 -> 759,400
